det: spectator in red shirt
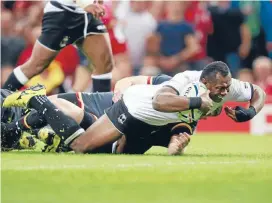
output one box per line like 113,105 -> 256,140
184,1 -> 213,70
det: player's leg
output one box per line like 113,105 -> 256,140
3,86 -> 85,144
78,33 -> 114,92
70,114 -> 122,153
2,92 -> 97,150
70,99 -> 130,153
2,1 -> 95,91
2,7 -> 75,91
69,98 -> 155,154
49,95 -> 96,130
3,32 -> 58,91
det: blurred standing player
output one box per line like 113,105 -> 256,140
76,0 -> 131,91
3,0 -> 114,92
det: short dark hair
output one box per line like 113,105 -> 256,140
200,61 -> 230,81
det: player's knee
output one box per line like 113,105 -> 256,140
101,53 -> 114,73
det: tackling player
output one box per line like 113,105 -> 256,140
1,74 -> 173,152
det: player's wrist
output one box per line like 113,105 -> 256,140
235,106 -> 256,122
189,97 -> 202,109
248,106 -> 257,118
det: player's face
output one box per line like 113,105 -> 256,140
205,74 -> 232,102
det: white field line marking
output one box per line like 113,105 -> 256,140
1,160 -> 258,171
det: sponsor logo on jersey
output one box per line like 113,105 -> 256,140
59,36 -> 69,48
184,86 -> 192,96
244,83 -> 248,89
118,113 -> 127,124
96,25 -> 106,30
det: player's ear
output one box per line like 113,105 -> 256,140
201,78 -> 207,85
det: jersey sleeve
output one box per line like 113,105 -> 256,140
226,79 -> 254,102
162,73 -> 190,95
150,74 -> 172,85
161,71 -> 202,95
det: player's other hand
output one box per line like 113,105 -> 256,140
224,106 -> 238,121
168,133 -> 191,155
84,3 -> 105,18
200,90 -> 213,113
225,106 -> 256,122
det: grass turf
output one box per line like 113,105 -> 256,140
1,134 -> 272,203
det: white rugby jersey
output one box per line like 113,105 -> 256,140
122,71 -> 253,126
44,0 -> 95,14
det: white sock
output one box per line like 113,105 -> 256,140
13,66 -> 29,85
91,72 -> 112,80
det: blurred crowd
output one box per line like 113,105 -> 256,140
1,0 -> 272,97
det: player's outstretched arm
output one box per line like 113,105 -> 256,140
114,76 -> 149,93
225,84 -> 266,122
250,84 -> 266,114
113,76 -> 149,102
113,75 -> 172,102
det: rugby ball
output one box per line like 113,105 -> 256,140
177,82 -> 207,123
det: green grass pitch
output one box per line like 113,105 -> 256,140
1,134 -> 272,203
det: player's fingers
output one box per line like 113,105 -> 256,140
224,108 -> 233,117
96,5 -> 105,13
94,9 -> 101,18
90,9 -> 98,18
225,107 -> 236,118
95,7 -> 103,14
224,106 -> 232,114
226,112 -> 237,121
226,106 -> 235,111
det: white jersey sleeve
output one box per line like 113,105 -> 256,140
163,71 -> 202,95
56,0 -> 94,7
225,79 -> 254,102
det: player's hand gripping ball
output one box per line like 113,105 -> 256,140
178,82 -> 208,123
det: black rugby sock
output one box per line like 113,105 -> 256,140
79,111 -> 96,130
29,95 -> 84,144
3,72 -> 24,91
92,73 -> 112,92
